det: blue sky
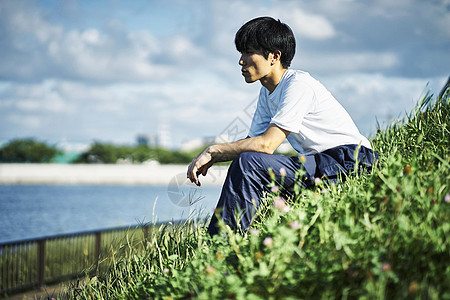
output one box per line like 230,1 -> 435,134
0,0 -> 448,150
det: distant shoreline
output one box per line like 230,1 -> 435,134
0,163 -> 228,186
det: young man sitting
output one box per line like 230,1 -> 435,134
187,17 -> 378,235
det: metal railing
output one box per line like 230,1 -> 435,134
0,224 -> 156,297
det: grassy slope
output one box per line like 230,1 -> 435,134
66,93 -> 449,300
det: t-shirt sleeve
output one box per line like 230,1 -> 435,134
270,80 -> 316,133
248,93 -> 271,137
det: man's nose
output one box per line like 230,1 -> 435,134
239,56 -> 245,66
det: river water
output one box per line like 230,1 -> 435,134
0,184 -> 221,243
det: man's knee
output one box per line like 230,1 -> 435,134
235,151 -> 270,172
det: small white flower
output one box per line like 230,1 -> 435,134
273,197 -> 286,210
381,263 -> 392,272
444,193 -> 450,203
206,266 -> 215,275
263,237 -> 274,247
281,205 -> 290,214
249,228 -> 260,235
288,221 -> 300,230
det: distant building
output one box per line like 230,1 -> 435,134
158,115 -> 172,149
137,114 -> 172,149
136,134 -> 158,147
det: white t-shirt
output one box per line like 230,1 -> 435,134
248,69 -> 371,154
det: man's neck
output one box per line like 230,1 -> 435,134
260,68 -> 288,94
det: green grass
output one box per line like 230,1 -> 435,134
60,92 -> 449,300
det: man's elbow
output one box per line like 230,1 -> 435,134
259,141 -> 277,154
251,135 -> 279,154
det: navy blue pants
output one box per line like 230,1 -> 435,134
207,144 -> 378,235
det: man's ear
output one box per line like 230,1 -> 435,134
271,50 -> 282,66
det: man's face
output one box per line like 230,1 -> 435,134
239,49 -> 272,83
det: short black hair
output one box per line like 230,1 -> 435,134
235,17 -> 296,68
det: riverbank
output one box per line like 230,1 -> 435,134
0,163 -> 228,186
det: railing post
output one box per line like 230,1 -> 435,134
94,232 -> 101,274
37,239 -> 46,289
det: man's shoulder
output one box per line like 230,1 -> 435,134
284,69 -> 315,83
281,70 -> 321,94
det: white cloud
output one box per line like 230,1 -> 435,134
164,35 -> 203,62
3,80 -> 74,113
321,73 -> 439,135
207,0 -> 337,56
128,30 -> 161,57
297,51 -> 399,74
0,0 -> 447,148
48,28 -> 175,82
8,114 -> 41,129
0,73 -> 257,145
0,2 -> 190,82
9,5 -> 63,44
280,6 -> 336,40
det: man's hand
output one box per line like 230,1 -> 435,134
186,124 -> 290,186
187,147 -> 215,186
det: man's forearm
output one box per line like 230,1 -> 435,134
187,124 -> 289,186
207,135 -> 276,163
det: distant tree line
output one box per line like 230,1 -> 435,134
73,142 -> 194,164
0,139 -> 202,164
0,139 -> 60,163
0,139 -> 296,164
